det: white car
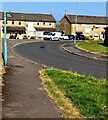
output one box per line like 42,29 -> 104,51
61,35 -> 69,40
43,32 -> 62,41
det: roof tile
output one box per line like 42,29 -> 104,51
65,14 -> 107,25
0,12 -> 56,22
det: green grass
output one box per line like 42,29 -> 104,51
77,40 -> 108,55
44,68 -> 107,118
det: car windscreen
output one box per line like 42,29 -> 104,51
52,33 -> 55,36
47,32 -> 52,35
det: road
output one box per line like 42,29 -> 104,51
13,41 -> 107,79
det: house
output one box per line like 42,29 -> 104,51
59,14 -> 107,40
0,12 -> 56,39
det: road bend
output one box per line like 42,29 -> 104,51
14,41 -> 107,79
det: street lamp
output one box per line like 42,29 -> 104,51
4,12 -> 12,66
37,13 -> 40,38
74,14 -> 77,45
64,10 -> 67,35
74,2 -> 78,45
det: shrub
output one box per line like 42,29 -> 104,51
89,36 -> 94,40
85,36 -> 89,40
85,36 -> 94,40
30,36 -> 36,39
23,35 -> 28,39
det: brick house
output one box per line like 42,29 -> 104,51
0,12 -> 56,39
59,14 -> 107,40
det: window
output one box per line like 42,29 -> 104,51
26,23 -> 28,27
49,22 -> 51,26
85,33 -> 90,36
43,22 -> 45,25
85,25 -> 91,35
19,21 -> 21,25
52,33 -> 55,36
77,24 -> 81,28
94,33 -> 99,37
3,21 -> 7,24
37,22 -> 39,25
86,25 -> 91,28
12,21 -> 14,24
48,32 -> 52,35
94,25 -> 99,28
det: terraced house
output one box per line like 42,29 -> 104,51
60,14 -> 107,40
0,12 -> 56,39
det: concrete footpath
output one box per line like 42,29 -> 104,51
62,42 -> 108,62
2,40 -> 61,118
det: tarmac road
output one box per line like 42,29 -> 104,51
13,41 -> 107,79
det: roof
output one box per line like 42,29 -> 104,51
35,27 -> 56,32
2,26 -> 26,31
61,14 -> 107,25
0,12 -> 56,22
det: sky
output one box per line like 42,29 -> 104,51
0,1 -> 107,22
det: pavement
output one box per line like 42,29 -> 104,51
1,39 -> 107,119
2,39 -> 62,119
62,42 -> 108,62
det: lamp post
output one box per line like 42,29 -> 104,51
0,18 -> 2,70
4,12 -> 12,66
4,12 -> 7,66
37,13 -> 40,38
74,1 -> 78,45
64,10 -> 67,35
74,14 -> 77,45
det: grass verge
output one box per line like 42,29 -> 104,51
40,68 -> 107,118
77,40 -> 108,56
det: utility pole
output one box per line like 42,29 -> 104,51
0,12 -> 3,120
74,2 -> 78,45
4,12 -> 7,66
0,16 -> 2,69
37,13 -> 40,38
4,12 -> 12,66
74,14 -> 77,45
64,10 -> 67,35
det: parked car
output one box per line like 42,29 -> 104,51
43,32 -> 62,41
68,35 -> 74,40
61,35 -> 69,40
76,34 -> 85,40
43,32 -> 69,41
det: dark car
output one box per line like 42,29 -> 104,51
76,34 -> 85,40
68,35 -> 74,40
